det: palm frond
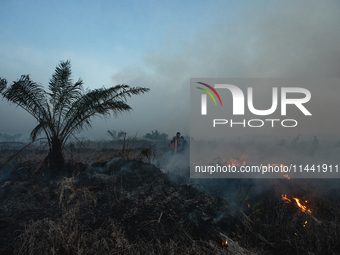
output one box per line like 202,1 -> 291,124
49,61 -> 84,106
2,75 -> 51,122
117,130 -> 126,139
107,129 -> 117,140
48,60 -> 73,95
60,85 -> 149,140
48,61 -> 84,133
62,100 -> 132,139
103,84 -> 150,102
31,121 -> 52,142
51,78 -> 83,112
0,77 -> 7,93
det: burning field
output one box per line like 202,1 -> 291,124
0,144 -> 340,254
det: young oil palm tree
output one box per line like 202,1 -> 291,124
0,60 -> 149,171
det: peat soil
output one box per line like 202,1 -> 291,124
0,159 -> 251,254
1,158 -> 340,254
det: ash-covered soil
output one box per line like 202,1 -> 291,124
0,159 -> 252,255
1,158 -> 340,255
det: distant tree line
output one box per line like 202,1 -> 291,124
107,129 -> 169,141
143,130 -> 168,141
0,133 -> 22,142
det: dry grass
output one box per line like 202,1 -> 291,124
232,189 -> 340,254
2,144 -> 340,254
15,216 -> 243,255
12,172 -> 254,255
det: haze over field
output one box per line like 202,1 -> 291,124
1,0 -> 339,141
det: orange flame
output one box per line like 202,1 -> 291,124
281,194 -> 291,203
240,155 -> 248,166
222,155 -> 248,166
283,174 -> 290,180
282,194 -> 312,213
222,240 -> 228,248
292,197 -> 312,213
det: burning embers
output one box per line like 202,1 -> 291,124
222,239 -> 229,248
281,194 -> 322,226
293,197 -> 312,213
281,194 -> 312,214
281,194 -> 291,203
220,155 -> 248,167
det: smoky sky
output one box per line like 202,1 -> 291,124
111,0 -> 340,140
1,0 -> 340,141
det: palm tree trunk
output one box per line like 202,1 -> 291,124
46,136 -> 64,172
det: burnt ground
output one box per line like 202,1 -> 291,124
1,157 -> 340,254
0,159 -> 253,255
